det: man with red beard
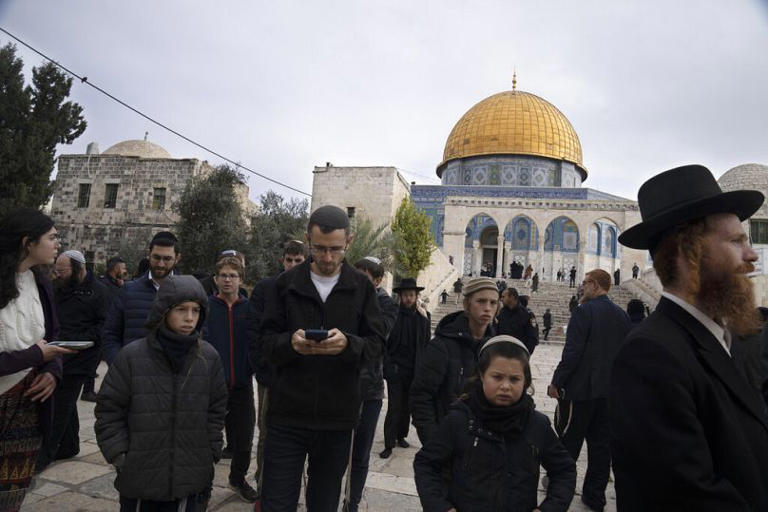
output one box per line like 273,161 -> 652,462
611,165 -> 768,511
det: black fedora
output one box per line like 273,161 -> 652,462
618,165 -> 764,251
393,277 -> 424,293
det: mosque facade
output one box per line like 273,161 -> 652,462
313,80 -> 647,286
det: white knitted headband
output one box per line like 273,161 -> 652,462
479,335 -> 530,356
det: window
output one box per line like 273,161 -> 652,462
750,219 -> 768,245
104,184 -> 119,208
152,187 -> 167,210
347,206 -> 356,218
77,183 -> 91,208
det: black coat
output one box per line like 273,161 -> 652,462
414,400 -> 575,512
410,311 -> 494,442
497,305 -> 538,354
551,295 -> 630,400
94,276 -> 227,501
384,305 -> 431,378
359,287 -> 399,401
54,271 -> 108,376
260,260 -> 385,430
610,297 -> 768,511
248,275 -> 277,387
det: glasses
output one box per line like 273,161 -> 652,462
217,273 -> 240,280
310,245 -> 346,256
150,254 -> 175,263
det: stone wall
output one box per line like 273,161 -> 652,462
310,165 -> 411,225
51,154 -> 215,265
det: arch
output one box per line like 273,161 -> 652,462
594,217 -> 619,258
504,215 -> 539,250
544,216 -> 580,253
480,225 -> 500,246
588,223 -> 601,255
464,213 -> 498,248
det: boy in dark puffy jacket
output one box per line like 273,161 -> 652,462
95,275 -> 227,511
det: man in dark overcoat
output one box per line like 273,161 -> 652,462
548,268 -> 630,511
610,164 -> 768,511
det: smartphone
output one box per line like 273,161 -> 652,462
304,329 -> 329,342
49,341 -> 95,350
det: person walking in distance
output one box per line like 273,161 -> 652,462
568,266 -> 577,288
343,256 -> 399,512
611,165 -> 768,510
548,269 -> 631,511
543,308 -> 553,341
259,206 -> 385,512
380,278 -> 431,459
410,277 -> 497,444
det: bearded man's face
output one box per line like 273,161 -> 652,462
696,213 -> 760,336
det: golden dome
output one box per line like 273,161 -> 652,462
438,90 -> 586,180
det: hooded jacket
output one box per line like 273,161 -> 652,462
414,400 -> 575,512
95,275 -> 227,501
410,311 -> 495,443
260,259 -> 385,430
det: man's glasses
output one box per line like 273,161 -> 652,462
310,245 -> 345,256
217,273 -> 240,280
150,254 -> 175,263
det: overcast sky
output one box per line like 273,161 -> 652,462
2,0 -> 767,202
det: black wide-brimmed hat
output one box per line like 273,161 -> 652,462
393,277 -> 424,293
618,164 -> 764,251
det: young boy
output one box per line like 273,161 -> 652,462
205,256 -> 258,502
95,275 -> 227,511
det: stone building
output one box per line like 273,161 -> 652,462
50,138 -> 254,267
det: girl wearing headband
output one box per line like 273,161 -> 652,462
414,335 -> 576,512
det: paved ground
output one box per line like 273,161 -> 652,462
22,343 -> 615,511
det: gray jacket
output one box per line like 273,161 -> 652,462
95,275 -> 227,500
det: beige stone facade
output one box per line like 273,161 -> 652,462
51,139 -> 254,266
310,165 -> 411,223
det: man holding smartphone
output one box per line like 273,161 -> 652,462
260,205 -> 385,512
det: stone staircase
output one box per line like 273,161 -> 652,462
430,278 -> 640,344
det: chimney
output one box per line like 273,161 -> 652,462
86,142 -> 100,155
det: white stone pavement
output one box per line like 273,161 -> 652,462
22,344 -> 615,511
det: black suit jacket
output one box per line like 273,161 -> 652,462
551,295 -> 630,400
610,297 -> 768,511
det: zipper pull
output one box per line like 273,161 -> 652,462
473,437 -> 479,447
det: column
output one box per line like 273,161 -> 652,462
472,241 -> 482,276
495,235 -> 505,278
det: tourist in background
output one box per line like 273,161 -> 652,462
380,278 -> 430,460
205,256 -> 259,502
548,269 -> 630,511
344,256 -> 399,512
36,250 -> 107,472
410,277 -> 497,444
0,208 -> 73,509
102,231 -> 180,365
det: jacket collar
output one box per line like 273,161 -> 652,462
287,259 -> 359,301
657,297 -> 768,432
